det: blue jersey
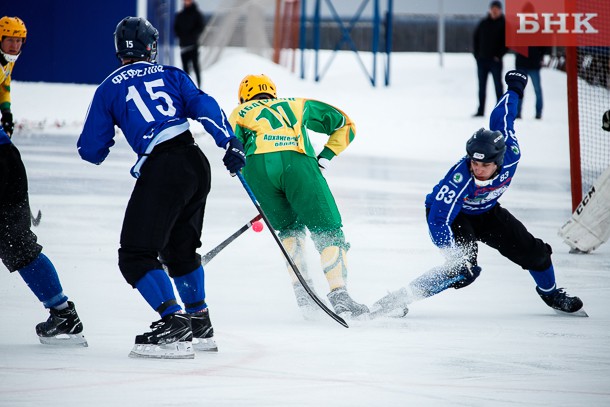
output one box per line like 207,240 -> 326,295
425,90 -> 522,248
77,61 -> 235,177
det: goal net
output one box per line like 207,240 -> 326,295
199,0 -> 275,70
566,44 -> 610,210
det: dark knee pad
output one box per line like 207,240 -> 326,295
118,246 -> 163,287
162,253 -> 202,279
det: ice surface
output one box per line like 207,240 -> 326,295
1,51 -> 609,406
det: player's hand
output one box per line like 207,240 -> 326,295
1,111 -> 14,137
317,156 -> 331,171
223,138 -> 246,174
505,70 -> 528,98
603,110 -> 610,132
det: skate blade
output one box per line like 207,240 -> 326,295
367,307 -> 409,320
39,333 -> 88,347
193,337 -> 218,352
128,341 -> 194,359
553,308 -> 589,317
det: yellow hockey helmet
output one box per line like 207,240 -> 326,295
0,16 -> 27,41
238,74 -> 277,103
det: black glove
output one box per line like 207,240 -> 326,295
1,111 -> 14,137
223,138 -> 246,174
505,70 -> 528,98
603,110 -> 610,132
452,263 -> 482,290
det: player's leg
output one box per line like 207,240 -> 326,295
371,211 -> 480,316
243,154 -> 321,316
281,152 -> 369,317
121,142 -> 200,358
161,146 -> 217,351
0,144 -> 86,345
479,204 -> 584,314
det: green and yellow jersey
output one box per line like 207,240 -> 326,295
0,60 -> 14,111
228,97 -> 356,160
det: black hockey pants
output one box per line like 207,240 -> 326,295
118,131 -> 211,287
0,144 -> 42,272
445,203 -> 552,271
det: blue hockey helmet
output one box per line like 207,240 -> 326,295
466,128 -> 506,166
114,17 -> 158,62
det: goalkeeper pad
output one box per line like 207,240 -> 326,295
559,166 -> 610,253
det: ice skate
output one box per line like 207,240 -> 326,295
129,313 -> 194,359
370,288 -> 410,319
293,281 -> 324,320
36,301 -> 88,347
189,309 -> 218,352
327,287 -> 369,318
536,287 -> 588,317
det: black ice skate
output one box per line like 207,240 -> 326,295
189,309 -> 218,352
370,287 -> 410,319
129,313 -> 194,359
536,287 -> 588,317
327,287 -> 370,318
36,301 -> 88,347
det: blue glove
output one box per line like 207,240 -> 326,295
505,70 -> 528,98
452,262 -> 482,289
223,138 -> 246,174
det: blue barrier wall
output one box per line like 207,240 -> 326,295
4,0 -> 136,84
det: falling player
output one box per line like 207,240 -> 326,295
373,70 -> 586,317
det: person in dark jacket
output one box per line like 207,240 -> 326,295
515,47 -> 549,119
472,0 -> 507,117
174,0 -> 205,87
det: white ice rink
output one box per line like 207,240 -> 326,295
1,52 -> 609,406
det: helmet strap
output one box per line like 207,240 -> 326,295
471,167 -> 500,187
0,48 -> 19,63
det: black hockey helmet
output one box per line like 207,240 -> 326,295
114,17 -> 158,62
466,128 -> 506,166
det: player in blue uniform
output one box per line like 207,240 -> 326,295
373,70 -> 586,317
1,17 -> 86,346
77,17 -> 245,358
1,128 -> 87,346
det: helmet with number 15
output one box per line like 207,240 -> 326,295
114,17 -> 159,62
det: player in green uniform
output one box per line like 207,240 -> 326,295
228,74 -> 369,318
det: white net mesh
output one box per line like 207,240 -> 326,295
575,47 -> 610,195
199,0 -> 275,70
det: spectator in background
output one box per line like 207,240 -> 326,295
515,47 -> 549,119
174,0 -> 206,88
473,0 -> 507,117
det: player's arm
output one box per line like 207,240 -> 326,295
0,72 -> 14,136
302,99 -> 355,159
489,71 -> 527,136
183,75 -> 244,173
183,78 -> 234,148
77,90 -> 116,164
426,164 -> 472,249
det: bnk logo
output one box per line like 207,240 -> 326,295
517,13 -> 598,34
506,0 -> 609,47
